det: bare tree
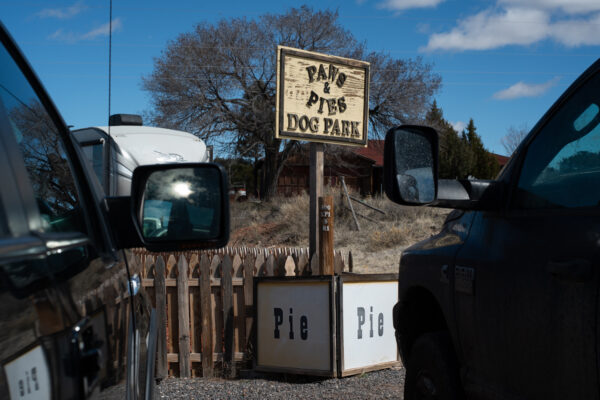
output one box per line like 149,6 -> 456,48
142,6 -> 441,199
501,124 -> 529,155
10,101 -> 78,213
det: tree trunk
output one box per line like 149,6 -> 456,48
253,157 -> 260,198
261,147 -> 279,200
259,139 -> 296,201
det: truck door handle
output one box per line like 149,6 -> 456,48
546,259 -> 592,282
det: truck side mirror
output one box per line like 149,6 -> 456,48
384,125 -> 439,205
130,163 -> 229,252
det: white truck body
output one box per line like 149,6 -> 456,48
72,122 -> 208,196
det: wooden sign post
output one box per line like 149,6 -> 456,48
309,143 -> 324,261
319,196 -> 334,275
275,46 -> 369,273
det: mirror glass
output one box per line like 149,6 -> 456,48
574,103 -> 599,132
394,129 -> 435,203
141,167 -> 222,241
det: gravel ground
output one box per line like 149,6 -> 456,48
156,367 -> 405,399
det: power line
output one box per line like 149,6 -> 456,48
17,39 -> 600,58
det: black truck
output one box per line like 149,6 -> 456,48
385,58 -> 600,400
0,22 -> 229,399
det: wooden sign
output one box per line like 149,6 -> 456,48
276,46 -> 369,147
254,274 -> 399,377
338,275 -> 399,376
254,277 -> 336,376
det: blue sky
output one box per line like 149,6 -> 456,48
2,0 -> 599,155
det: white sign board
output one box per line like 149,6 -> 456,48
4,345 -> 51,400
256,279 -> 333,375
341,280 -> 399,374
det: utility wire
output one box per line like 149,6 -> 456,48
108,0 -> 112,134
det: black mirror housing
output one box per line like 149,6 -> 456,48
129,163 -> 230,252
384,125 -> 439,206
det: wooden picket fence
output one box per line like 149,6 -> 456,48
132,246 -> 353,378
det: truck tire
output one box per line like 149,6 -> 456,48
404,331 -> 464,400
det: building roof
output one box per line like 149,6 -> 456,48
492,153 -> 510,166
353,140 -> 384,166
352,140 -> 511,168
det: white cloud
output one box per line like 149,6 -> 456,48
500,0 -> 600,14
82,18 -> 122,39
378,0 -> 444,11
451,121 -> 466,133
423,8 -> 550,51
493,77 -> 559,100
551,14 -> 600,46
48,19 -> 122,43
421,1 -> 600,51
37,1 -> 86,19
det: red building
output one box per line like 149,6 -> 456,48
277,140 -> 385,196
276,140 -> 510,196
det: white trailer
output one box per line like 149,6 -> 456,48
72,114 -> 209,196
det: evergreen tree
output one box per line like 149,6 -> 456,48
425,101 -> 473,179
464,119 -> 500,179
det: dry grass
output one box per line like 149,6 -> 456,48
229,187 -> 450,272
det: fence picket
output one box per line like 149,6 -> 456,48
177,256 -> 191,378
200,254 -> 213,377
189,254 -> 201,377
334,251 -> 343,275
210,256 -> 223,364
265,254 -> 275,276
132,246 -> 347,378
166,255 -> 178,376
154,256 -> 167,380
210,255 -> 221,281
310,253 -> 319,276
276,254 -> 287,276
221,255 -> 235,377
348,251 -> 354,273
284,256 -> 296,276
243,255 -> 254,356
255,253 -> 265,276
233,254 -> 243,278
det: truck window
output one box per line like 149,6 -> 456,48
80,142 -> 104,186
515,71 -> 600,209
0,44 -> 86,234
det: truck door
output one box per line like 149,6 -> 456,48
455,64 -> 600,399
0,24 -> 154,399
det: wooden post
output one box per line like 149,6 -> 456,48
319,196 -> 334,275
348,251 -> 354,273
265,254 -> 275,276
166,256 -> 178,376
243,256 -> 254,353
341,176 -> 360,231
189,254 -> 201,377
309,142 -> 324,260
199,254 -> 213,377
221,255 -> 235,377
176,256 -> 191,378
155,256 -> 168,380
